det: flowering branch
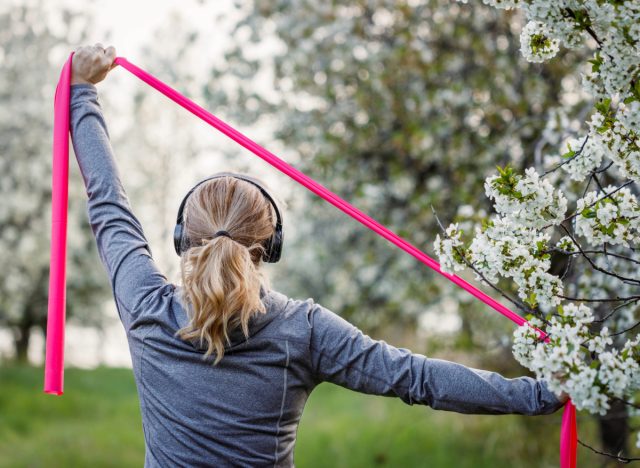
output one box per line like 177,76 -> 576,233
449,0 -> 640,456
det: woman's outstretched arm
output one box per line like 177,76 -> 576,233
69,45 -> 169,321
308,302 -> 566,416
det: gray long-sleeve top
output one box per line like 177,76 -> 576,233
69,82 -> 565,467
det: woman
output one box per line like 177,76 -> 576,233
70,44 -> 568,467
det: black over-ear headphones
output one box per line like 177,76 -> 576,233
173,171 -> 284,263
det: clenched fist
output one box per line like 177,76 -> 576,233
71,43 -> 117,85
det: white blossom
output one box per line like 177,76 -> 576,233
555,235 -> 578,253
434,223 -> 466,275
575,186 -> 640,247
559,136 -> 604,182
443,0 -> 640,435
520,21 -> 560,63
485,166 -> 567,229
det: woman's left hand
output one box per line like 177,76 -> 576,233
71,43 -> 117,85
551,371 -> 570,404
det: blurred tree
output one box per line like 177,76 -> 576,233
203,0 -> 589,343
0,1 -> 108,362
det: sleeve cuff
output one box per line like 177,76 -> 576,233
537,378 -> 567,414
70,83 -> 99,105
71,83 -> 97,90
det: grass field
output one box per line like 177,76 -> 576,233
0,364 -> 607,467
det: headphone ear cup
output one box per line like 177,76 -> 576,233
173,224 -> 184,256
264,228 -> 283,263
275,229 -> 284,262
262,235 -> 274,263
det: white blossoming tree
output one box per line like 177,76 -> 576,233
436,0 -> 640,461
0,2 -> 110,362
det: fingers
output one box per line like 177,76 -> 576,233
105,45 -> 117,69
72,43 -> 117,83
89,43 -> 116,69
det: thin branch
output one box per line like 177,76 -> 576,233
612,396 -> 640,411
610,319 -> 640,337
592,297 -> 640,323
558,294 -> 640,303
592,172 -> 621,209
595,160 -> 615,174
563,8 -> 603,48
559,249 -> 574,280
558,223 -> 640,285
580,249 -> 640,266
581,171 -> 595,200
548,246 -> 640,267
577,438 -> 640,463
542,134 -> 590,177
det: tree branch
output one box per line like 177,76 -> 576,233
557,223 -> 640,285
577,438 -> 640,463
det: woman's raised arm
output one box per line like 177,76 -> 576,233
69,44 -> 169,323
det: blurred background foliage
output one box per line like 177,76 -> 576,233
0,0 -> 607,466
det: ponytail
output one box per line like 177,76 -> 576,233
174,176 -> 277,365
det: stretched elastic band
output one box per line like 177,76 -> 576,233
46,52 -> 576,468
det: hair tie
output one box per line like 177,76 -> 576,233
213,230 -> 232,240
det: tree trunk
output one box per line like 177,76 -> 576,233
13,323 -> 31,363
597,398 -> 629,467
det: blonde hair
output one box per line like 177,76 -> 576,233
175,175 -> 278,365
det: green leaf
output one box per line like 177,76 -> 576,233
588,52 -> 602,73
525,291 -> 537,307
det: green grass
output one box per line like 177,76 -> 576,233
0,365 -> 145,467
0,364 -> 606,467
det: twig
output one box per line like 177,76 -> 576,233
542,134 -> 589,177
592,297 -> 640,323
557,223 -> 640,285
610,319 -> 640,337
577,438 -> 640,463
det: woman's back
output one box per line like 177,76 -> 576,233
125,286 -> 315,467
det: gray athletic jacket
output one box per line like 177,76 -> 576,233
69,83 -> 565,467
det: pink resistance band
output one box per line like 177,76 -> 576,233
46,52 -> 577,467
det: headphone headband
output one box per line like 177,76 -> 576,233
173,172 -> 283,262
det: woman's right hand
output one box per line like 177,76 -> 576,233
71,43 -> 117,85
